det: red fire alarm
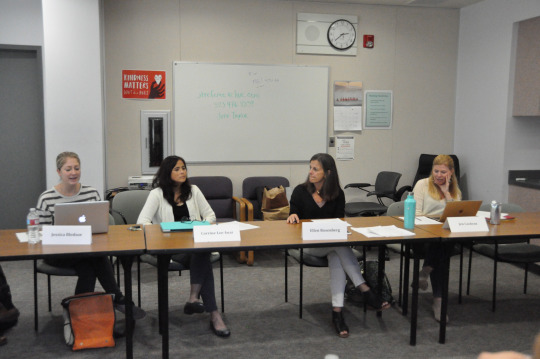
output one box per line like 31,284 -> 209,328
363,35 -> 374,49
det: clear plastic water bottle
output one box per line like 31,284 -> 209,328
27,208 -> 40,244
404,192 -> 416,230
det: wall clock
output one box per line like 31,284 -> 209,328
327,19 -> 356,50
296,13 -> 358,56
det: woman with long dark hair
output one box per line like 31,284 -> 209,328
137,155 -> 230,338
287,153 -> 390,338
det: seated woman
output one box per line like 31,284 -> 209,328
137,155 -> 230,338
36,151 -> 145,319
287,153 -> 389,338
412,154 -> 461,322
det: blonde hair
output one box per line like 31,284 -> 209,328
427,154 -> 461,200
56,151 -> 80,171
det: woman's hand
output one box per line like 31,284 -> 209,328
438,173 -> 453,200
287,214 -> 299,224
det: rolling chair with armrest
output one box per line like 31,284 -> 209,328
467,203 -> 540,312
344,171 -> 403,217
111,189 -> 151,307
33,213 -> 116,331
241,176 -> 290,266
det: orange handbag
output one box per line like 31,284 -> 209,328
61,292 -> 115,351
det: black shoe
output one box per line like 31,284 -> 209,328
184,301 -> 205,315
332,310 -> 349,338
210,321 -> 230,338
362,290 -> 390,312
115,298 -> 146,320
0,307 -> 19,331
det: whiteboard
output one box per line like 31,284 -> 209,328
173,62 -> 329,163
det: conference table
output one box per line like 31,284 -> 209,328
0,225 -> 146,359
414,211 -> 540,344
145,216 -> 439,359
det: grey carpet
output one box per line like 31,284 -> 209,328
1,248 -> 539,358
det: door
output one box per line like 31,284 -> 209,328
0,47 -> 46,229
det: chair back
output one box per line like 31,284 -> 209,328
111,190 -> 150,224
412,154 -> 460,188
385,201 -> 404,216
242,176 -> 290,220
479,202 -> 525,213
374,171 -> 402,201
108,213 -> 115,225
190,176 -> 235,220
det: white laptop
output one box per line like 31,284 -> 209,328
54,201 -> 110,234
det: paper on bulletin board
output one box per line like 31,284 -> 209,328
336,136 -> 355,160
334,106 -> 362,131
364,90 -> 392,129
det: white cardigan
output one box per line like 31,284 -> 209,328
137,185 -> 216,224
412,178 -> 461,216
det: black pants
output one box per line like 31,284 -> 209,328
413,242 -> 455,298
44,256 -> 122,298
171,252 -> 218,312
0,265 -> 15,310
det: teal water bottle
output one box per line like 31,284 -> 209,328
404,192 -> 416,230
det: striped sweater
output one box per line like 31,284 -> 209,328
36,185 -> 101,225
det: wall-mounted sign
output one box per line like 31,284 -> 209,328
122,70 -> 166,99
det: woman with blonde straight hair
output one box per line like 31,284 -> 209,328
412,154 -> 462,322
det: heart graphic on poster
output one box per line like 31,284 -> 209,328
155,74 -> 162,85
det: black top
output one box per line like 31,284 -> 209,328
289,184 -> 345,220
172,203 -> 190,221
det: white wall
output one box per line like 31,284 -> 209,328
455,0 -> 540,203
42,0 -> 105,195
0,0 -> 43,46
1,0 -> 105,196
104,0 -> 459,200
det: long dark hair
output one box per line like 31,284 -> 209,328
153,155 -> 192,207
302,153 -> 341,201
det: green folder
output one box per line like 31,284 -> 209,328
160,221 -> 210,232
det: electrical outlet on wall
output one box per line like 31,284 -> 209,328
329,137 -> 335,147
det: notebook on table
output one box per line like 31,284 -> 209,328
54,201 -> 110,234
430,200 -> 483,223
160,221 -> 211,232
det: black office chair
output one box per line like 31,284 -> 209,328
466,203 -> 540,312
241,176 -> 290,265
150,175 -> 244,313
400,154 -> 461,197
344,171 -> 402,217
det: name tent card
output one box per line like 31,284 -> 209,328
193,223 -> 241,243
443,216 -> 489,232
42,225 -> 92,245
302,221 -> 348,240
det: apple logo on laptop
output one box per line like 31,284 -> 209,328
78,215 -> 87,224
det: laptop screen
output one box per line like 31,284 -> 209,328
54,201 -> 110,234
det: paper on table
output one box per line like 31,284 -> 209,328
16,232 -> 28,243
311,218 -> 351,226
476,211 -> 508,219
399,216 -> 441,225
218,221 -> 259,231
352,225 -> 415,237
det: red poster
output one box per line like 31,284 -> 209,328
122,70 -> 166,99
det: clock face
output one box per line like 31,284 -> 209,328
327,19 -> 356,50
